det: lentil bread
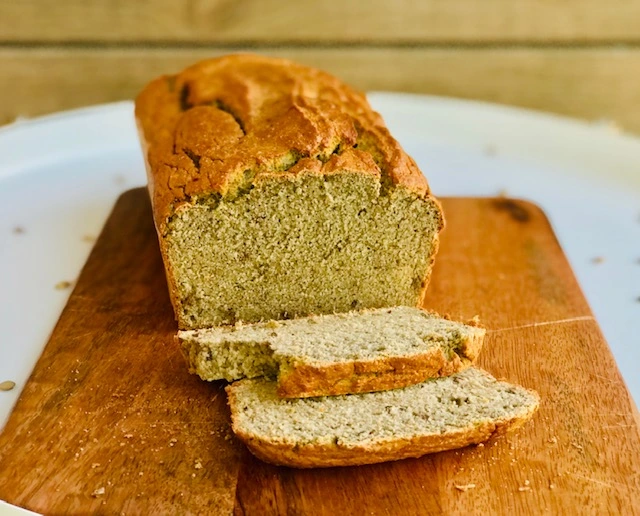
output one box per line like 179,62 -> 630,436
135,54 -> 444,329
178,307 -> 485,398
226,367 -> 540,468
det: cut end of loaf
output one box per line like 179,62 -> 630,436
226,368 -> 539,468
167,173 -> 442,329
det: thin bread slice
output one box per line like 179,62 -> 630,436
226,368 -> 539,468
178,306 -> 485,398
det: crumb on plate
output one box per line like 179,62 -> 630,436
0,380 -> 16,391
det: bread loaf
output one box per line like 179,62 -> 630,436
135,54 -> 444,329
226,367 -> 540,468
178,306 -> 485,398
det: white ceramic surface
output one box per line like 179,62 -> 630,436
1,94 -> 638,441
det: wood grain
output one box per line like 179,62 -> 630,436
2,0 -> 640,42
3,47 -> 640,132
0,190 -> 639,514
0,191 -> 247,514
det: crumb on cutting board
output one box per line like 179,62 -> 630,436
591,256 -> 605,264
55,280 -> 73,290
12,226 -> 25,234
467,315 -> 481,327
91,487 -> 105,497
454,483 -> 476,492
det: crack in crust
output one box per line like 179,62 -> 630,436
135,54 -> 437,232
214,99 -> 247,136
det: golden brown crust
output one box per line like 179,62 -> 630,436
135,54 -> 440,235
226,384 -> 539,468
276,329 -> 485,398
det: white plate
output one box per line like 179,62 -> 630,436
1,94 -> 639,436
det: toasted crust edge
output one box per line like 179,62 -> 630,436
276,328 -> 486,398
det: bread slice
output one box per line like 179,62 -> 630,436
226,368 -> 539,468
178,306 -> 485,398
136,55 -> 444,329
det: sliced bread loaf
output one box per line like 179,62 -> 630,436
226,367 -> 539,468
178,306 -> 485,398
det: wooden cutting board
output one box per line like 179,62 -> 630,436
1,188 -> 639,515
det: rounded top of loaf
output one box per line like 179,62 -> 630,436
135,54 -> 434,228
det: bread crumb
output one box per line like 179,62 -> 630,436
194,460 -> 203,470
476,443 -> 484,448
0,380 -> 16,391
124,434 -> 133,439
454,483 -> 476,491
497,188 -> 508,197
191,473 -> 196,478
591,118 -> 621,134
547,436 -> 558,444
55,280 -> 73,290
91,487 -> 105,497
139,472 -> 144,476
549,483 -> 556,489
467,315 -> 481,327
13,226 -> 25,234
82,234 -> 96,243
169,438 -> 178,446
518,486 -> 531,492
91,463 -> 100,469
484,144 -> 498,157
524,479 -> 530,486
591,256 -> 605,264
571,442 -> 584,452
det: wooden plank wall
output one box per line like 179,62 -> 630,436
2,1 -> 640,131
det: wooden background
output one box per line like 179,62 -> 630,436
2,1 -> 640,132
